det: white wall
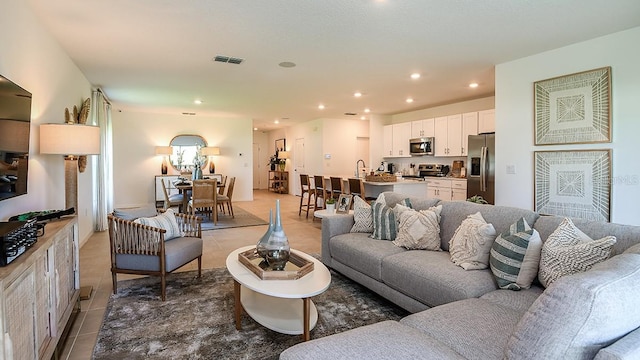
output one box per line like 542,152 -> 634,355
111,111 -> 254,207
496,26 -> 640,226
0,2 -> 96,244
321,118 -> 369,177
391,97 -> 495,123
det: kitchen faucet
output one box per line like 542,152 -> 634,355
355,159 -> 366,178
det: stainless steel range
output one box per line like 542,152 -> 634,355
418,164 -> 450,177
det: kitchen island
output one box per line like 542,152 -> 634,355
363,178 -> 429,200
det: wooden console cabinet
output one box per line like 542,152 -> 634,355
0,217 -> 79,359
268,171 -> 289,194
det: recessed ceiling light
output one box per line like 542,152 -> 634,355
318,104 -> 325,110
354,92 -> 362,98
253,127 -> 258,131
194,99 -> 203,105
360,116 -> 367,120
274,119 -> 279,124
364,108 -> 370,113
411,73 -> 421,79
279,61 -> 296,68
469,82 -> 479,88
406,98 -> 414,103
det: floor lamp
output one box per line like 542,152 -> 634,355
40,124 -> 101,211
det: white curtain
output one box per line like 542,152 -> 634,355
92,89 -> 113,231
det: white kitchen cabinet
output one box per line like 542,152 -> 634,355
426,178 -> 452,200
434,115 -> 462,156
384,123 -> 411,158
451,179 -> 468,201
461,112 -> 479,156
411,118 -> 435,138
383,125 -> 393,157
478,109 -> 495,134
392,122 -> 411,157
426,178 -> 467,201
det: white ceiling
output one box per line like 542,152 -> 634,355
26,0 -> 640,131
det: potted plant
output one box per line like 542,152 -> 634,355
326,197 -> 336,212
467,195 -> 488,204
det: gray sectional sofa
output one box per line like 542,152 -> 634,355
280,192 -> 640,360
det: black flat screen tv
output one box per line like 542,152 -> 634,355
0,74 -> 32,201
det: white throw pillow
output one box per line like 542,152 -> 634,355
538,217 -> 616,288
393,205 -> 443,250
350,196 -> 374,233
134,208 -> 183,241
449,212 -> 497,270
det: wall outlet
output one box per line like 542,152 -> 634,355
506,165 -> 516,174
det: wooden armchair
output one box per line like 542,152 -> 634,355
107,211 -> 203,301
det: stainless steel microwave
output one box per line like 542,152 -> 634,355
409,137 -> 434,156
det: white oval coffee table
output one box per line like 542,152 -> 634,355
226,246 -> 331,341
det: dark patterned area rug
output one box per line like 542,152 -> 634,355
200,207 -> 268,231
92,267 -> 408,360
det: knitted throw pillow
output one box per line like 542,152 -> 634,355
538,217 -> 616,288
449,212 -> 497,270
393,205 -> 443,250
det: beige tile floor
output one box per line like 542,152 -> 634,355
60,190 -> 323,359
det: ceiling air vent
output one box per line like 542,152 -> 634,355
213,55 -> 244,65
182,112 -> 196,116
344,112 -> 358,116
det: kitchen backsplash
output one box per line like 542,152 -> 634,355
384,156 -> 466,175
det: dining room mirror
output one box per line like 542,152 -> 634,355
169,134 -> 208,172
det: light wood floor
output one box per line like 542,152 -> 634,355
61,190 -> 322,359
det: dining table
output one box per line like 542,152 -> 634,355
173,178 -> 224,214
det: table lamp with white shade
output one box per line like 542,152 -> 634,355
201,146 -> 220,174
277,151 -> 290,171
40,123 -> 101,211
155,146 -> 173,174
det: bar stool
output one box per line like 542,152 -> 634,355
330,177 -> 343,200
313,175 -> 328,212
299,174 -> 315,218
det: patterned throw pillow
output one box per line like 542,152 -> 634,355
538,217 -> 616,288
370,198 -> 412,240
350,196 -> 374,233
489,217 -> 543,290
393,205 -> 443,250
449,212 -> 497,270
134,208 -> 183,241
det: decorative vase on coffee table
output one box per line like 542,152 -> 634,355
256,209 -> 274,260
265,199 -> 290,270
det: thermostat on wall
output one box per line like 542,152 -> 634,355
324,154 -> 331,159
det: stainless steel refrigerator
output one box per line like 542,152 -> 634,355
467,133 -> 495,204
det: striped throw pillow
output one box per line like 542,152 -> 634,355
134,208 -> 183,241
371,198 -> 412,240
489,218 -> 542,290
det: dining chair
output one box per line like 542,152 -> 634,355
329,177 -> 343,200
313,175 -> 328,212
188,179 -> 218,224
161,179 -> 184,212
218,175 -> 228,196
217,176 -> 235,218
216,175 -> 228,213
299,174 -> 315,218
